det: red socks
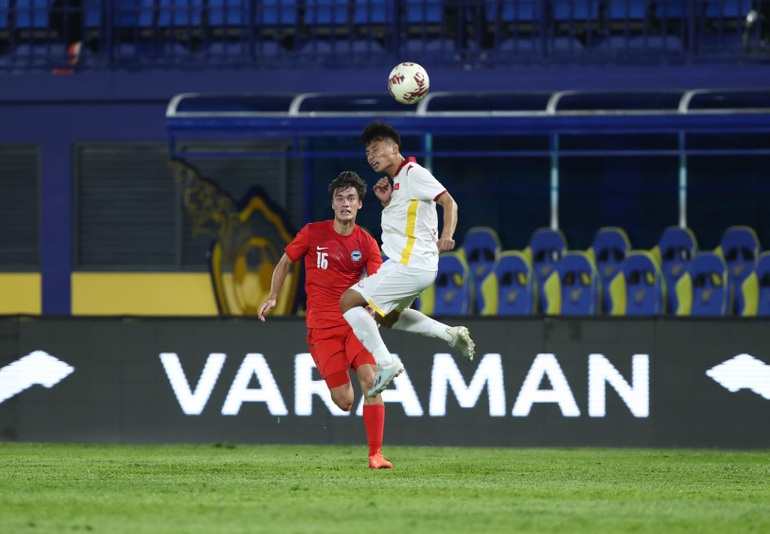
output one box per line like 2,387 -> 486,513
363,404 -> 385,456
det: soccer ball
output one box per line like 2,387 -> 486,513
387,62 -> 430,105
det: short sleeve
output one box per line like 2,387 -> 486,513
365,234 -> 383,276
409,165 -> 446,202
285,225 -> 309,262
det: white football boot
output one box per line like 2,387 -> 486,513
367,357 -> 404,398
448,326 -> 475,362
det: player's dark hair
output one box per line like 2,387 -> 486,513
360,120 -> 401,148
329,171 -> 367,201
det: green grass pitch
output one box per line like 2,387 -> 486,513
1,444 -> 768,533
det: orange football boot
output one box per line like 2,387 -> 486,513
368,450 -> 393,469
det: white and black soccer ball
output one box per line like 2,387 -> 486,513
387,62 -> 430,105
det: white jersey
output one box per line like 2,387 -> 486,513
381,157 -> 447,271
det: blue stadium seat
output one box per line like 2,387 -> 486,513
208,0 -> 250,27
435,251 -> 472,315
651,225 -> 698,315
552,0 -> 599,21
496,36 -> 541,55
297,39 -> 386,62
0,42 -> 67,66
460,226 -> 501,314
158,0 -> 204,27
418,251 -> 472,315
674,252 -> 731,316
715,225 -> 760,315
402,37 -> 458,56
406,0 -> 443,24
206,41 -> 248,61
543,251 -> 600,316
550,36 -> 585,53
354,0 -> 394,25
83,0 -> 101,30
605,0 -> 650,20
705,0 -> 752,18
587,226 -> 632,314
0,1 -> 8,29
117,0 -> 154,28
596,35 -> 685,55
12,0 -> 50,29
335,39 -> 387,55
715,225 -> 760,283
736,264 -> 759,317
524,227 -> 568,314
655,0 -> 690,18
259,0 -> 299,26
352,0 -> 393,50
480,250 -> 536,315
305,0 -> 350,25
754,251 -> 770,316
486,0 -> 540,23
0,0 -> 12,31
607,250 -> 665,316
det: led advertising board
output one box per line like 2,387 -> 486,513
0,317 -> 767,448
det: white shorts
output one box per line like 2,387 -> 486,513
352,260 -> 437,317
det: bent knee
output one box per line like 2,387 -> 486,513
332,397 -> 353,412
378,310 -> 400,328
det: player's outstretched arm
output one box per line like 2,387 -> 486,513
258,253 -> 294,322
435,191 -> 458,252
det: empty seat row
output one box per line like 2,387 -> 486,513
1,0 -> 761,69
0,1 -> 755,30
0,0 -> 761,25
416,224 -> 769,317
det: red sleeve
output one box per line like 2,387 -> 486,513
365,234 -> 383,276
284,225 -> 309,262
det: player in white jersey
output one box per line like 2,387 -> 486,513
340,121 -> 476,398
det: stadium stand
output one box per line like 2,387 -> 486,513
0,0 -> 767,70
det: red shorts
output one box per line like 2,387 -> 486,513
307,324 -> 376,389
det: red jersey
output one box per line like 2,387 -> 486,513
285,221 -> 382,329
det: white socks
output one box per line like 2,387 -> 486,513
343,307 -> 395,365
391,308 -> 452,342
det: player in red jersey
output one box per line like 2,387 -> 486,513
257,171 -> 393,469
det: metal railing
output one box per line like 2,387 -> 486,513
0,1 -> 767,71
